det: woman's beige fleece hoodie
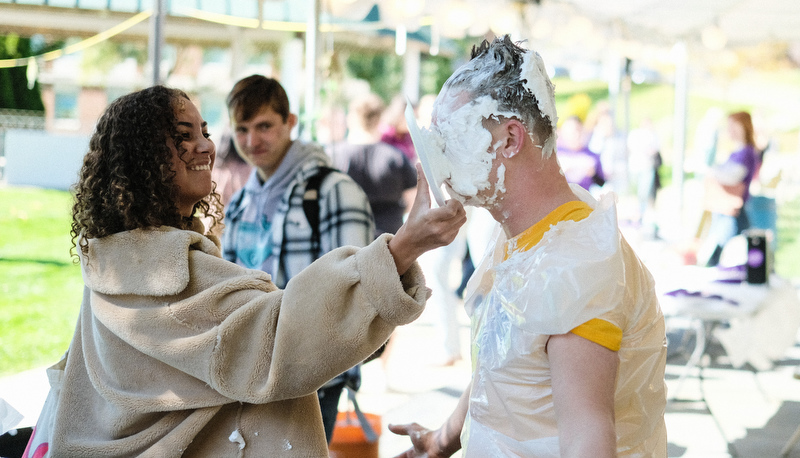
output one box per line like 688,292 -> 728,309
49,223 -> 428,457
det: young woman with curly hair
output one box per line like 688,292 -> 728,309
70,86 -> 223,258
26,85 -> 466,457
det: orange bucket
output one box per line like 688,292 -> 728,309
328,410 -> 381,458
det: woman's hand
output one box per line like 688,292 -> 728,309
389,163 -> 466,275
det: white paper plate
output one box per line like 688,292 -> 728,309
404,97 -> 446,207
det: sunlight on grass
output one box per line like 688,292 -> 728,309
0,187 -> 82,376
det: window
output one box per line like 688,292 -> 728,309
54,89 -> 80,130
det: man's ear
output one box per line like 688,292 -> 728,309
287,113 -> 299,129
500,119 -> 526,159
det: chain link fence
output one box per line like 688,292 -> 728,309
0,109 -> 45,183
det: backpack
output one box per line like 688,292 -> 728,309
303,167 -> 367,386
302,166 -> 336,260
303,167 -> 383,444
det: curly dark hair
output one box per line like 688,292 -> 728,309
70,85 -> 223,260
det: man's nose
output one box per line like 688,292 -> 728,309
246,130 -> 259,148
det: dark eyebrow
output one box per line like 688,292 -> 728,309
177,121 -> 208,128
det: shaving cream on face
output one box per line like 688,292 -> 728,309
520,50 -> 558,157
495,163 -> 506,196
429,93 -> 517,207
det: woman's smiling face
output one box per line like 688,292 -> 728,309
169,97 -> 216,217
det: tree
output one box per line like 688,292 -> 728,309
0,34 -> 48,111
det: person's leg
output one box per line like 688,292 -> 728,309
702,212 -> 737,267
637,169 -> 655,224
736,207 -> 751,234
419,237 -> 465,365
318,381 -> 346,444
455,246 -> 474,299
433,239 -> 465,364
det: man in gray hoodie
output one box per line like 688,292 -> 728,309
222,75 -> 374,443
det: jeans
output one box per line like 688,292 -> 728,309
705,209 -> 751,267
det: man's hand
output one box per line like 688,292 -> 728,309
388,423 -> 457,458
388,385 -> 468,458
389,163 -> 466,275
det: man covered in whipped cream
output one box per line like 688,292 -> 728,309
389,35 -> 667,458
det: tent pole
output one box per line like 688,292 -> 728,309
303,0 -> 321,141
672,41 -> 688,227
148,0 -> 165,85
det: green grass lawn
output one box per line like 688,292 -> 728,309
776,196 -> 800,280
0,186 -> 83,376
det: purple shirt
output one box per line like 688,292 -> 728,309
726,144 -> 759,203
380,126 -> 417,162
556,145 -> 605,191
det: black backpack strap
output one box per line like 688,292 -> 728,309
225,187 -> 247,218
303,167 -> 336,259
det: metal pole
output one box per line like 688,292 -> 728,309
302,0 -> 321,141
672,41 -> 688,225
606,51 -> 621,137
403,41 -> 421,104
621,57 -> 632,192
148,0 -> 166,85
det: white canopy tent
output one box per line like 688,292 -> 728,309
327,0 -> 799,223
554,0 -> 800,46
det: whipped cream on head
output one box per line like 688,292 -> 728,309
422,38 -> 559,210
520,49 -> 558,157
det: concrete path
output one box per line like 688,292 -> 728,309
2,297 -> 799,457
357,303 -> 800,458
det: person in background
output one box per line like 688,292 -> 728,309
380,94 -> 417,163
221,75 -> 374,443
316,103 -> 348,147
586,103 -> 627,193
628,118 -> 662,238
556,115 -> 606,193
417,225 -> 467,367
32,85 -> 465,457
210,127 -> 252,206
329,92 -> 418,238
694,107 -> 725,173
389,36 -> 666,457
698,110 -> 760,267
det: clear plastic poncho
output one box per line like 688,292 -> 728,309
460,185 -> 667,457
